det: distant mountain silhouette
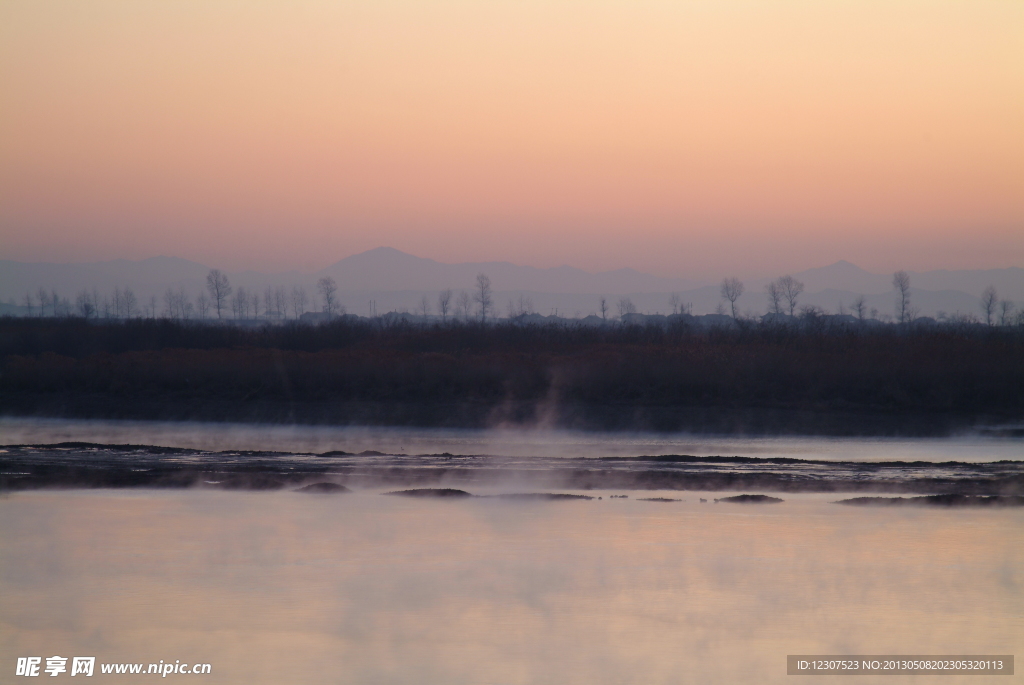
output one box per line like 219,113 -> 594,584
314,247 -> 700,293
782,260 -> 890,294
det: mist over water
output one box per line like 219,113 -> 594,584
2,416 -> 1022,463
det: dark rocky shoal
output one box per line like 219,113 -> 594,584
714,494 -> 784,503
836,494 -> 1024,507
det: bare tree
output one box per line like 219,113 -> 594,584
893,271 -> 911,323
290,286 -> 308,319
148,295 -> 158,319
113,287 -> 125,318
852,295 -> 866,321
232,286 -> 248,319
777,275 -> 804,316
474,273 -> 492,322
263,287 -> 277,318
113,287 -> 137,318
123,288 -> 138,318
456,291 -> 472,320
418,295 -> 431,319
669,293 -> 681,315
765,281 -> 783,315
274,286 -> 288,319
49,294 -> 61,317
76,290 -> 96,318
437,289 -> 452,322
720,277 -> 744,319
249,291 -> 260,318
163,288 -> 185,319
980,286 -> 997,325
37,288 -> 50,317
998,300 -> 1013,326
206,269 -> 232,319
599,297 -> 608,321
316,277 -> 339,316
507,294 -> 534,320
617,297 -> 637,318
163,288 -> 177,319
196,291 -> 211,319
22,293 -> 34,317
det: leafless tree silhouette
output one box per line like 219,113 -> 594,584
122,288 -> 138,318
474,274 -> 493,322
196,292 -> 211,319
980,286 -> 997,325
437,289 -> 452,322
75,290 -> 96,318
112,287 -> 137,318
599,297 -> 608,321
998,300 -> 1014,326
617,298 -> 637,318
765,281 -> 783,315
507,294 -> 533,319
274,286 -> 287,319
206,269 -> 232,319
852,295 -> 866,321
231,286 -> 248,319
457,291 -> 472,320
290,286 -> 308,319
317,277 -> 339,315
893,271 -> 911,323
720,277 -> 744,319
777,275 -> 804,315
37,288 -> 50,317
263,287 -> 277,318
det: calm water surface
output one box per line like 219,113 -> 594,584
2,487 -> 1021,684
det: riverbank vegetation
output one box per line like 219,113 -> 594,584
1,316 -> 1022,434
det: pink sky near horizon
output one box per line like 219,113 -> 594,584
1,0 -> 1021,279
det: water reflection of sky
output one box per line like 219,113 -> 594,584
1,490 -> 1021,685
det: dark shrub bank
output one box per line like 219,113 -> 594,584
1,317 -> 1022,434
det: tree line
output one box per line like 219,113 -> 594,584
721,270 -> 1020,326
13,268 -> 1022,327
19,271 -> 323,321
2,314 -> 1022,432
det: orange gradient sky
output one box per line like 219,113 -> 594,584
1,0 -> 1021,277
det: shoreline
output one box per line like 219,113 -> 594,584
3,442 -> 1021,496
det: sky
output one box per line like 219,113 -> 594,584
1,0 -> 1021,279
